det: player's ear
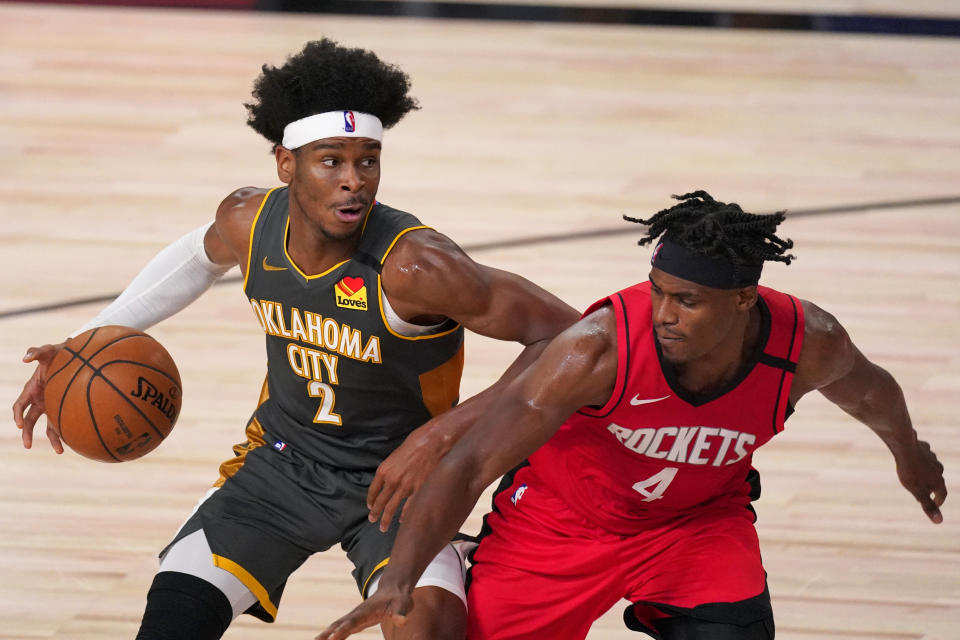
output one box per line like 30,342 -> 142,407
735,286 -> 758,311
275,145 -> 295,184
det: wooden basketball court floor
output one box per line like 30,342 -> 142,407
1,2 -> 958,638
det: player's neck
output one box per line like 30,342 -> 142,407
672,306 -> 761,395
286,214 -> 363,276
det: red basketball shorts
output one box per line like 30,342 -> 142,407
466,466 -> 769,640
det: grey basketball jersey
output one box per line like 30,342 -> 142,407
236,187 -> 464,471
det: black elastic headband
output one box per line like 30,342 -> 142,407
651,239 -> 762,289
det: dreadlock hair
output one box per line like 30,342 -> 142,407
245,38 -> 420,149
624,190 -> 795,269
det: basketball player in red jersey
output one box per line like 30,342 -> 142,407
12,40 -> 579,640
317,191 -> 947,640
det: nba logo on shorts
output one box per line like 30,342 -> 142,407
510,483 -> 528,506
343,111 -> 356,133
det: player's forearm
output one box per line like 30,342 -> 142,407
384,385 -> 570,595
377,457 -> 481,594
381,321 -> 603,592
416,336 -> 555,455
837,361 -> 918,456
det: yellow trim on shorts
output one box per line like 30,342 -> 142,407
361,557 -> 390,598
212,554 -> 279,620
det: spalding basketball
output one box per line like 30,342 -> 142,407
44,325 -> 182,462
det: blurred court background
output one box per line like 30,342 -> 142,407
1,0 -> 958,638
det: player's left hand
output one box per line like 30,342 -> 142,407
13,342 -> 66,453
895,439 -> 947,523
368,426 -> 447,532
314,586 -> 412,640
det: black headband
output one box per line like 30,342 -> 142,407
651,239 -> 762,289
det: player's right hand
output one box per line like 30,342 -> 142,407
13,343 -> 65,454
368,425 -> 448,532
315,584 -> 413,640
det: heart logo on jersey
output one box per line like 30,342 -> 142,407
335,276 -> 368,311
337,276 -> 364,297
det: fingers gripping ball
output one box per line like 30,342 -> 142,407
43,326 -> 182,462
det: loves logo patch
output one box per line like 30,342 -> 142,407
335,276 -> 368,311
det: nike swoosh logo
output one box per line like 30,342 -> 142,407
629,394 -> 671,406
262,256 -> 288,272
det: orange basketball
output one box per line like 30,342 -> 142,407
43,325 -> 182,462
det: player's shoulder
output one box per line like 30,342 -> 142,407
799,298 -> 846,343
580,301 -> 618,334
217,186 -> 270,216
554,304 -> 619,382
386,225 -> 471,277
793,298 -> 854,393
379,225 -> 487,317
207,187 -> 271,263
214,187 -> 270,230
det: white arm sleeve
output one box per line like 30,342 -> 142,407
70,222 -> 234,338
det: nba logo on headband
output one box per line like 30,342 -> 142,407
281,110 -> 384,148
343,111 -> 356,133
651,240 -> 665,265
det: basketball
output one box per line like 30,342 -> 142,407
43,325 -> 183,463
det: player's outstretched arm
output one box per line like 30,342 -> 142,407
316,306 -> 619,640
11,188 -> 260,453
793,300 -> 947,523
367,230 -> 581,530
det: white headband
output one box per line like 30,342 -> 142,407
281,111 -> 384,149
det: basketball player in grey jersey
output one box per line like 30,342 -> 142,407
13,39 -> 579,640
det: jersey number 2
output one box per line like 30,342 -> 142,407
631,467 -> 678,502
308,381 -> 342,426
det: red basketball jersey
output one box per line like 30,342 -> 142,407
527,281 -> 804,534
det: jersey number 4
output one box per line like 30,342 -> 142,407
308,381 -> 342,426
631,467 -> 678,502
